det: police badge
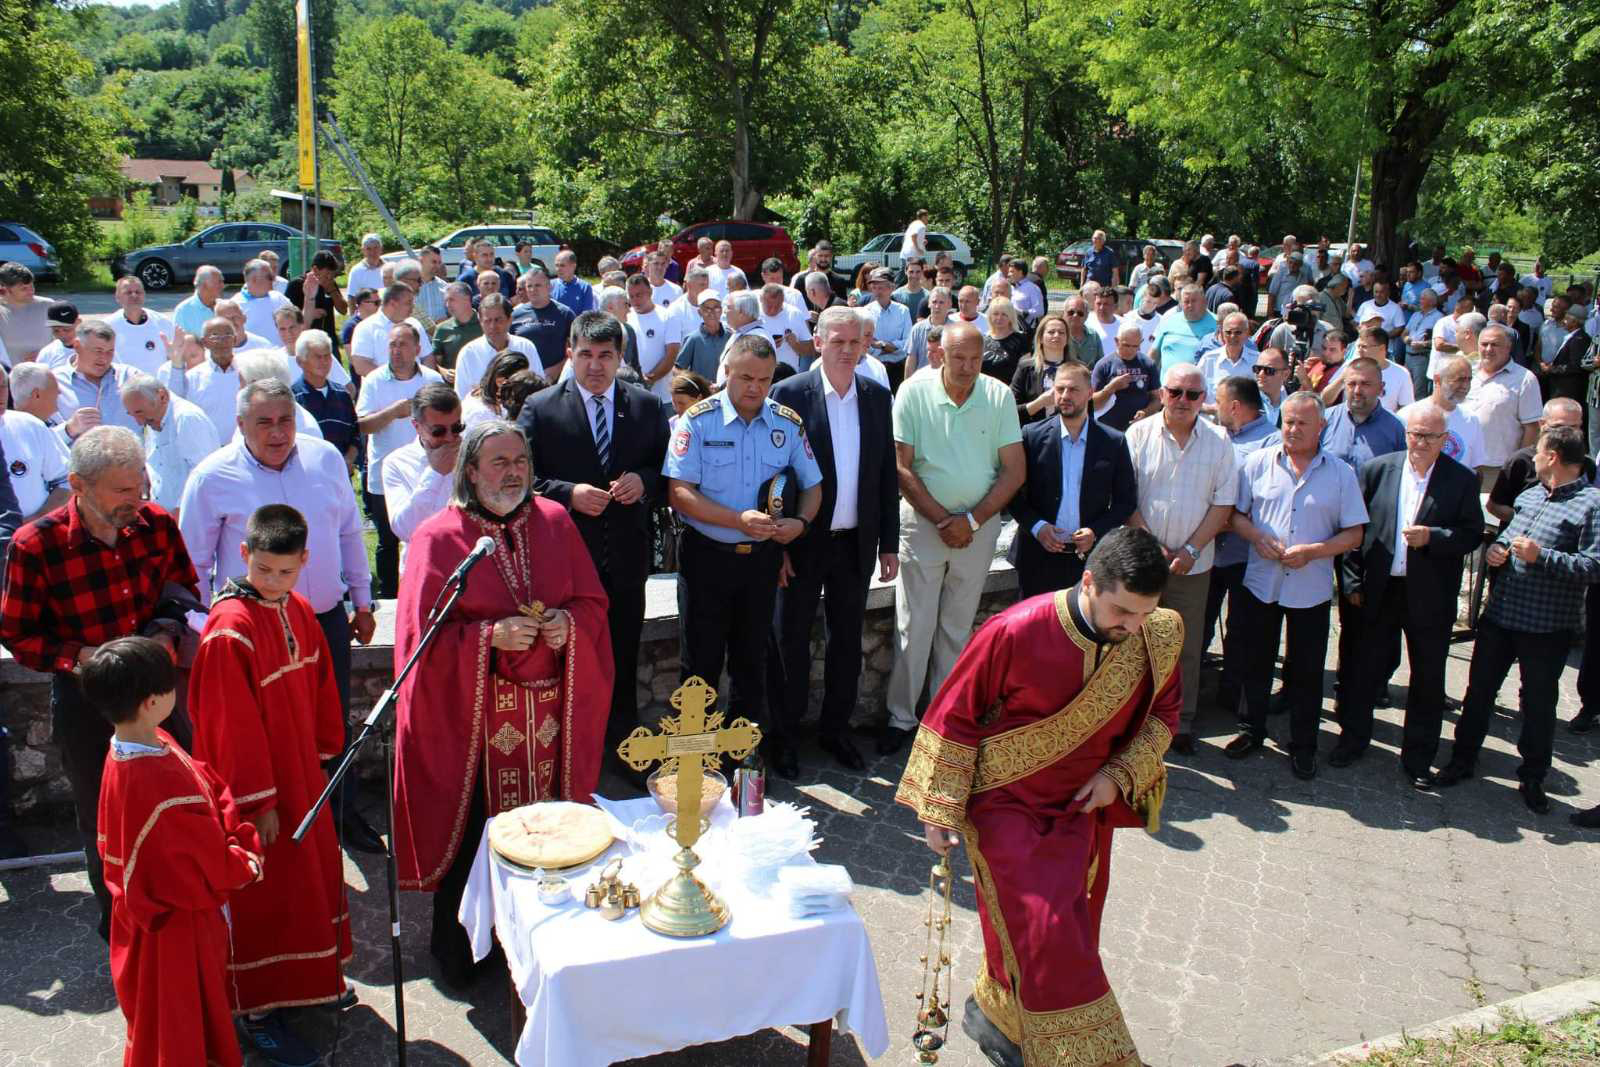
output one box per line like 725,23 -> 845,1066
770,428 -> 785,448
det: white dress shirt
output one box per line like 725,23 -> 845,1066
577,379 -> 616,449
355,363 -> 444,492
381,437 -> 454,574
171,357 -> 241,443
178,435 -> 373,612
454,335 -> 539,401
1392,459 -> 1433,576
821,371 -> 860,530
141,393 -> 219,514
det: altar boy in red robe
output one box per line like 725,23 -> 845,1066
85,636 -> 263,1067
897,527 -> 1182,1067
188,504 -> 351,1067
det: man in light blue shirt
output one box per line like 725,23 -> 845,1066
1226,391 -> 1367,778
173,265 -> 224,340
1151,284 -> 1217,375
1196,312 -> 1256,409
550,250 -> 595,315
1320,357 -> 1406,470
53,322 -> 140,434
861,267 -> 911,386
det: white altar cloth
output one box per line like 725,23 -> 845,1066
459,795 -> 890,1067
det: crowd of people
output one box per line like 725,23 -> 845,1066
0,214 -> 1596,1067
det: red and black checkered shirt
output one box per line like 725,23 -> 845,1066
0,498 -> 199,674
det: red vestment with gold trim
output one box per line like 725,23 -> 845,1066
896,590 -> 1182,1067
99,728 -> 263,1066
188,587 -> 352,1013
392,498 -> 612,892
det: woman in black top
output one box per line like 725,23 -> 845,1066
981,297 -> 1031,385
1009,312 -> 1074,425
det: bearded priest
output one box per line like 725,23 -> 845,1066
896,526 -> 1181,1067
393,419 -> 613,986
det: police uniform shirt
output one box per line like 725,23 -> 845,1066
663,391 -> 823,543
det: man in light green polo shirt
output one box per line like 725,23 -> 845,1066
881,320 -> 1024,754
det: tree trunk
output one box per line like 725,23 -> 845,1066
729,91 -> 762,219
1367,81 -> 1452,273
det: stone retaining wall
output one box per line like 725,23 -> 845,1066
2,567 -> 1018,816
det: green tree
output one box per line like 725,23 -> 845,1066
419,61 -> 528,217
247,0 -> 335,127
454,3 -> 519,77
0,0 -> 126,275
180,0 -> 226,34
1083,0 -> 1536,270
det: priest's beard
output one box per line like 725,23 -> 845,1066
478,484 -> 529,517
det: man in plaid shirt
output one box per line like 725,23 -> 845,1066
0,426 -> 199,938
1436,425 -> 1600,814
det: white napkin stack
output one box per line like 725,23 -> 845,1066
776,864 -> 854,918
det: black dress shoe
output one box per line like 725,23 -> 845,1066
1223,733 -> 1263,759
1169,732 -> 1195,756
1519,780 -> 1551,815
876,725 -> 914,756
1568,709 -> 1598,734
766,740 -> 800,782
1269,690 -> 1289,716
1291,753 -> 1317,780
339,810 -> 386,855
1432,764 -> 1474,788
1570,804 -> 1600,829
1327,743 -> 1365,769
961,995 -> 1023,1067
817,733 -> 865,771
1407,772 -> 1436,790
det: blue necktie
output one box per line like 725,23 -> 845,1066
593,395 -> 610,472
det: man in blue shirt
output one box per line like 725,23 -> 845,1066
549,250 -> 595,315
1151,285 -> 1217,375
510,268 -> 576,377
1204,375 -> 1281,722
664,333 -> 823,774
1226,391 -> 1368,779
1319,357 -> 1406,470
1082,230 -> 1120,287
861,267 -> 911,390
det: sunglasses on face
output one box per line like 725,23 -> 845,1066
1165,387 -> 1204,401
1065,309 -> 1086,317
426,422 -> 466,438
1251,365 -> 1282,376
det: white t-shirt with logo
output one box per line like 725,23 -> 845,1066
0,409 -> 68,516
108,311 -> 176,375
628,306 -> 683,401
651,280 -> 683,308
1399,401 -> 1484,470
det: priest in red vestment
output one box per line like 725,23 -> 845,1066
896,527 -> 1181,1067
393,419 -> 612,985
85,637 -> 263,1067
187,505 -> 352,1061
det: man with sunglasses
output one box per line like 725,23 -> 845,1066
383,384 -> 464,576
1251,347 -> 1290,425
1125,363 -> 1239,752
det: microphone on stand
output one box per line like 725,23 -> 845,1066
426,536 -> 497,622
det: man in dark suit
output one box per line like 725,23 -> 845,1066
766,306 -> 899,775
519,310 -> 672,783
1006,362 -> 1137,599
1333,403 -> 1484,786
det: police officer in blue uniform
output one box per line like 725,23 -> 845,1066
665,333 -> 823,774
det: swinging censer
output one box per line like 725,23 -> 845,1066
911,852 -> 956,1062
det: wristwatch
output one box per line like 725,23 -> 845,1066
966,513 -> 980,532
1182,542 -> 1199,557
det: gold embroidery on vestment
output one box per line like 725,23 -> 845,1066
1021,988 -> 1141,1067
489,721 -> 526,756
893,725 -> 978,830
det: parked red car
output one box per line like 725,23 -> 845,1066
621,220 -> 801,279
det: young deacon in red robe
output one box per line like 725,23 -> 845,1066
393,419 -> 612,986
84,637 -> 264,1067
188,505 -> 351,1066
896,527 -> 1181,1067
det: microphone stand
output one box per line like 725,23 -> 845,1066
294,570 -> 473,1067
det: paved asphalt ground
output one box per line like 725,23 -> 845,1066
3,628 -> 1596,1066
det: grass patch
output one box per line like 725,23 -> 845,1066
1338,1009 -> 1600,1065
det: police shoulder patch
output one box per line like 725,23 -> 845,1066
685,397 -> 718,417
771,403 -> 803,426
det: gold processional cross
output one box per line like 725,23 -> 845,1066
617,675 -> 761,937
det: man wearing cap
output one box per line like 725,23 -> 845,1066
665,333 -> 823,773
345,233 -> 387,300
37,302 -> 79,368
860,266 -> 911,390
675,289 -> 728,381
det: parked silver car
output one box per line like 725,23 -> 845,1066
0,222 -> 60,281
832,232 -> 974,280
385,225 -> 564,276
111,222 -> 345,291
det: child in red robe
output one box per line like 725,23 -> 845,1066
85,636 -> 264,1067
188,504 -> 351,1067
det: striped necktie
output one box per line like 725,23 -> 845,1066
593,393 -> 610,471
